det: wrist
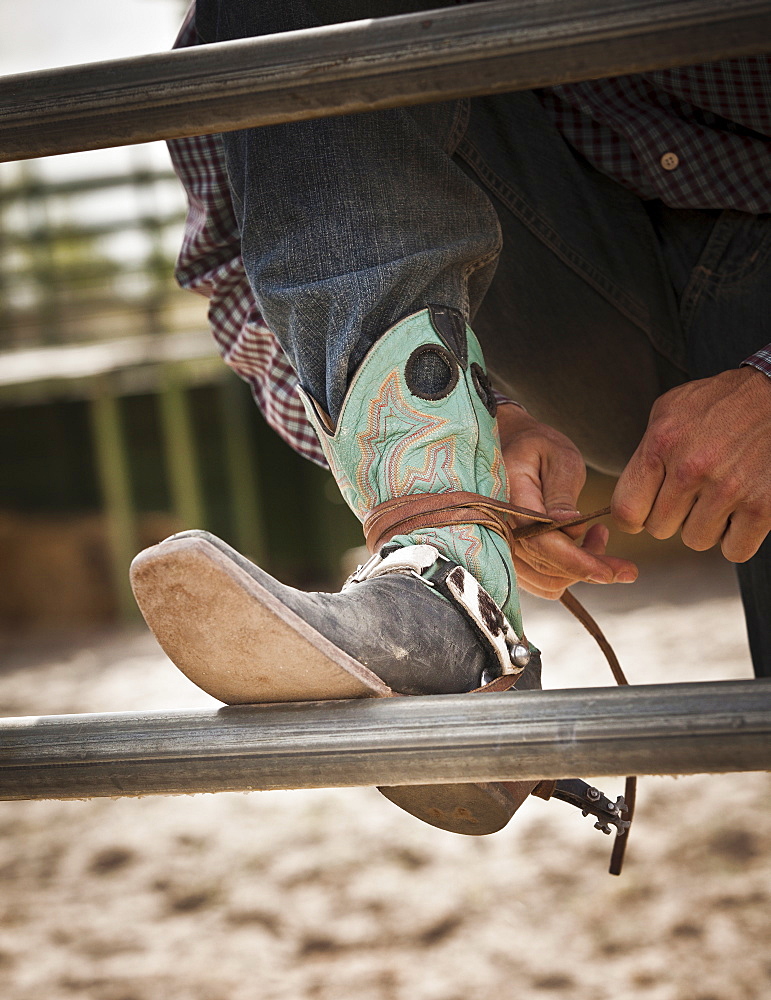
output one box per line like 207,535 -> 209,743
740,343 -> 771,381
739,361 -> 771,391
493,394 -> 528,414
496,399 -> 538,441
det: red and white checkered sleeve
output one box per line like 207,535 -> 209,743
741,346 -> 771,380
165,5 -> 328,468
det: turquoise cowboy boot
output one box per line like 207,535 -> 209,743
301,305 -> 527,644
132,306 -> 632,845
131,306 -> 539,835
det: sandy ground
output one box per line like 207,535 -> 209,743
0,554 -> 769,1000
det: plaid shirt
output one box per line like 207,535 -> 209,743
539,60 -> 770,216
168,5 -> 771,466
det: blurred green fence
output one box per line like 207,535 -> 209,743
0,160 -> 359,627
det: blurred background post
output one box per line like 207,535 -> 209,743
0,0 -> 363,632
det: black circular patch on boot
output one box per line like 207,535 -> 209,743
471,362 -> 497,417
405,344 -> 459,400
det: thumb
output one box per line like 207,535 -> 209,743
503,440 -> 549,514
541,450 -> 586,517
540,449 -> 586,538
502,422 -> 586,518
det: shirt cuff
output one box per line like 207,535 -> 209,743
740,346 -> 771,379
493,391 -> 528,414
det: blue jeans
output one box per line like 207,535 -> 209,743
196,0 -> 771,676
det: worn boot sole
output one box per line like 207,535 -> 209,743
130,536 -> 389,703
130,534 -> 534,834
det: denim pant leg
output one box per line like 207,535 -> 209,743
652,204 -> 771,677
196,0 -> 502,422
453,92 -> 687,476
447,94 -> 771,676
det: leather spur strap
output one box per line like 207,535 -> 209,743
362,490 -> 608,555
364,489 -> 636,875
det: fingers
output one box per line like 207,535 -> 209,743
497,412 -> 643,596
582,523 -> 609,554
641,477 -> 697,540
721,504 -> 771,563
500,417 -> 586,518
505,466 -> 548,519
612,371 -> 771,560
513,524 -> 638,600
615,468 -> 769,562
611,441 -> 665,534
679,490 -> 733,552
546,507 -> 586,541
540,446 -> 587,519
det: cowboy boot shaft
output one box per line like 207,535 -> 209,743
299,306 -> 524,634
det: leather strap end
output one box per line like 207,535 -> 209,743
609,776 -> 637,876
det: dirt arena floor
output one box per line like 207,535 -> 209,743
1,554 -> 769,1000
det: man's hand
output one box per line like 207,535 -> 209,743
612,367 -> 771,562
497,403 -> 638,599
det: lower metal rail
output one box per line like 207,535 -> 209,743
1,680 -> 768,801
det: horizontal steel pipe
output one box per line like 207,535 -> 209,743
1,0 -> 770,161
1,680 -> 768,800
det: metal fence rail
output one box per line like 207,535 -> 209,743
1,0 -> 770,161
1,5 -> 769,795
2,680 -> 769,801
